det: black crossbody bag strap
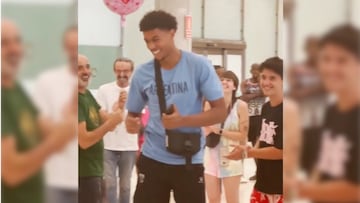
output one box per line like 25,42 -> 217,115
154,60 -> 168,117
154,60 -> 194,170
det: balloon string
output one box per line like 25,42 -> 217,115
121,15 -> 126,27
120,15 -> 124,57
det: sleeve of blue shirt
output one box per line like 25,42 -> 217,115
199,58 -> 224,101
126,68 -> 147,113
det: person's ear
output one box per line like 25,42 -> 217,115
170,29 -> 176,37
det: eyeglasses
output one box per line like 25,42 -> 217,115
91,67 -> 97,77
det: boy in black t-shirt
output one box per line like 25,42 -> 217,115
294,25 -> 360,203
226,57 -> 284,203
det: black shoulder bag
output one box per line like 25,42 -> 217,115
154,60 -> 201,170
206,122 -> 225,148
206,101 -> 233,148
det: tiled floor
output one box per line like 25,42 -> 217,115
128,158 -> 257,203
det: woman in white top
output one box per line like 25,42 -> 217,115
204,71 -> 249,203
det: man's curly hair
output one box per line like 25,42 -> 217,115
139,10 -> 177,32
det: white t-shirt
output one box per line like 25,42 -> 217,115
96,82 -> 138,151
32,65 -> 78,189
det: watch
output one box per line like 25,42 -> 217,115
219,129 -> 223,135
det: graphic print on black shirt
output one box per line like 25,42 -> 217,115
315,105 -> 359,184
255,102 -> 283,195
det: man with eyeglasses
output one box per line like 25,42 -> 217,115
96,58 -> 138,203
78,54 -> 124,203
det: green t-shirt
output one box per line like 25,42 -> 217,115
1,83 -> 44,203
78,89 -> 104,177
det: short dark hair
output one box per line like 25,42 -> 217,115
214,65 -> 223,70
259,57 -> 283,79
222,71 -> 239,90
319,24 -> 360,59
113,57 -> 134,71
139,10 -> 177,32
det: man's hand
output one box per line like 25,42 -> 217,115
118,91 -> 127,110
224,145 -> 250,160
107,109 -> 124,130
162,105 -> 184,129
113,91 -> 127,111
126,115 -> 141,134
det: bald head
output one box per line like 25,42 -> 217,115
2,18 -> 19,29
78,54 -> 91,91
1,19 -> 24,83
2,18 -> 15,28
250,63 -> 261,81
304,35 -> 319,61
78,54 -> 88,64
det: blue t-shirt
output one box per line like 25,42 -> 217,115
126,50 -> 223,165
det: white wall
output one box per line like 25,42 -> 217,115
123,0 -> 155,66
293,0 -> 348,62
278,0 -> 284,58
122,0 -> 281,80
78,0 -> 121,46
2,0 -> 72,4
291,0 -> 360,62
155,0 -> 192,51
244,0 -> 279,78
190,0 -> 203,38
203,0 -> 242,40
351,0 -> 360,27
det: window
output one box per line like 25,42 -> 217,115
192,38 -> 246,81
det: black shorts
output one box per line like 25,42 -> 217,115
134,154 -> 205,203
249,115 -> 262,146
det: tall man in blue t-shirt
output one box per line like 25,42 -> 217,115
125,10 -> 227,203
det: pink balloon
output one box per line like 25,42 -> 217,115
103,0 -> 143,18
